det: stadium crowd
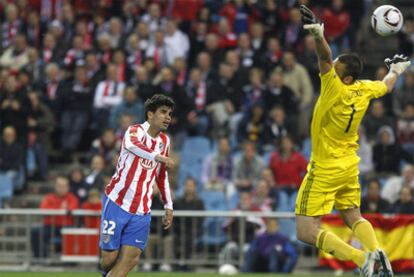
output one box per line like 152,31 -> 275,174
1,0 -> 414,273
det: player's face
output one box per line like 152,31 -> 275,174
333,59 -> 353,84
149,105 -> 172,131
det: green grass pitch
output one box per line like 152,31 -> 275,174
0,272 -> 414,277
4,273 -> 412,277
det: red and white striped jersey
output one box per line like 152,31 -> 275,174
105,121 -> 173,214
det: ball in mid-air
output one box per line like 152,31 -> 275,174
371,5 -> 403,36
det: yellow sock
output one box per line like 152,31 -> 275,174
316,230 -> 366,267
352,218 -> 379,252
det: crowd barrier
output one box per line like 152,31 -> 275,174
0,209 -> 296,271
1,209 -> 411,273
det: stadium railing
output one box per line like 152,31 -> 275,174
0,209 -> 297,271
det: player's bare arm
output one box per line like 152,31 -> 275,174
382,54 -> 411,93
300,5 -> 332,74
162,209 -> 173,230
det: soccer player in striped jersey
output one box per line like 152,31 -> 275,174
99,94 -> 175,277
296,5 -> 410,277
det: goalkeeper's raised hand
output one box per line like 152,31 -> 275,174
300,5 -> 324,39
384,54 -> 411,75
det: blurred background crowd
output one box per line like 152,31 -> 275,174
1,0 -> 414,272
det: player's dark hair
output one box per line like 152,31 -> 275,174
144,94 -> 175,120
337,53 -> 363,81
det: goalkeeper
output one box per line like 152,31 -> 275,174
295,5 -> 410,277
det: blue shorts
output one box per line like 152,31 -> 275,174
99,194 -> 151,251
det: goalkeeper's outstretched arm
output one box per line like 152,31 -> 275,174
300,5 -> 332,75
382,54 -> 411,93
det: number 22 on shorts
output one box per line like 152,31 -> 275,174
102,220 -> 116,235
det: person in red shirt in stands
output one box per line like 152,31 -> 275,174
32,175 -> 79,257
269,135 -> 307,195
82,189 -> 102,228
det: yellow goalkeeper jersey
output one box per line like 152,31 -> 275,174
310,66 -> 388,167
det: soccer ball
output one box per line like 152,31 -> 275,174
371,5 -> 403,36
218,264 -> 238,275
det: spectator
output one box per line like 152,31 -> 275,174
109,86 -> 144,129
397,102 -> 414,156
373,126 -> 412,175
81,189 -> 102,228
26,89 -> 54,180
143,185 -> 174,272
260,0 -> 282,35
1,4 -> 22,50
204,33 -> 224,70
264,70 -> 298,116
140,3 -> 164,34
363,100 -> 394,143
146,30 -> 168,70
0,126 -> 24,191
184,67 -> 211,136
85,51 -> 105,92
237,102 -> 266,147
249,22 -> 266,58
112,49 -> 132,82
63,35 -> 85,69
154,67 -> 187,144
174,177 -> 205,271
391,186 -> 414,214
202,136 -> 234,193
358,126 -> 374,179
96,32 -> 113,65
269,135 -> 307,194
0,75 -> 28,138
259,37 -> 283,75
252,179 -> 274,211
392,71 -> 414,115
219,191 -> 265,267
32,175 -> 79,257
263,105 -> 297,150
74,20 -> 93,50
234,141 -> 265,192
93,63 -> 126,128
360,179 -> 390,214
242,218 -> 298,273
57,63 -> 92,156
280,7 -> 306,53
164,18 -> 190,65
172,57 -> 187,87
241,68 -> 265,111
196,52 -> 217,84
236,33 -> 255,68
297,35 -> 319,92
36,62 -> 62,112
84,155 -> 107,190
125,34 -> 143,69
107,17 -> 125,49
40,32 -> 61,64
207,62 -> 241,136
24,48 -> 42,84
382,164 -> 414,204
69,167 -> 88,203
398,15 -> 414,57
216,17 -> 238,49
87,128 -> 121,166
320,0 -> 350,54
129,65 -> 153,101
277,52 -> 313,137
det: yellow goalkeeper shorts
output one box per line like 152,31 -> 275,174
295,160 -> 361,216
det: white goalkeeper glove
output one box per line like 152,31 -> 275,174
300,5 -> 324,39
303,23 -> 324,39
385,54 -> 411,75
